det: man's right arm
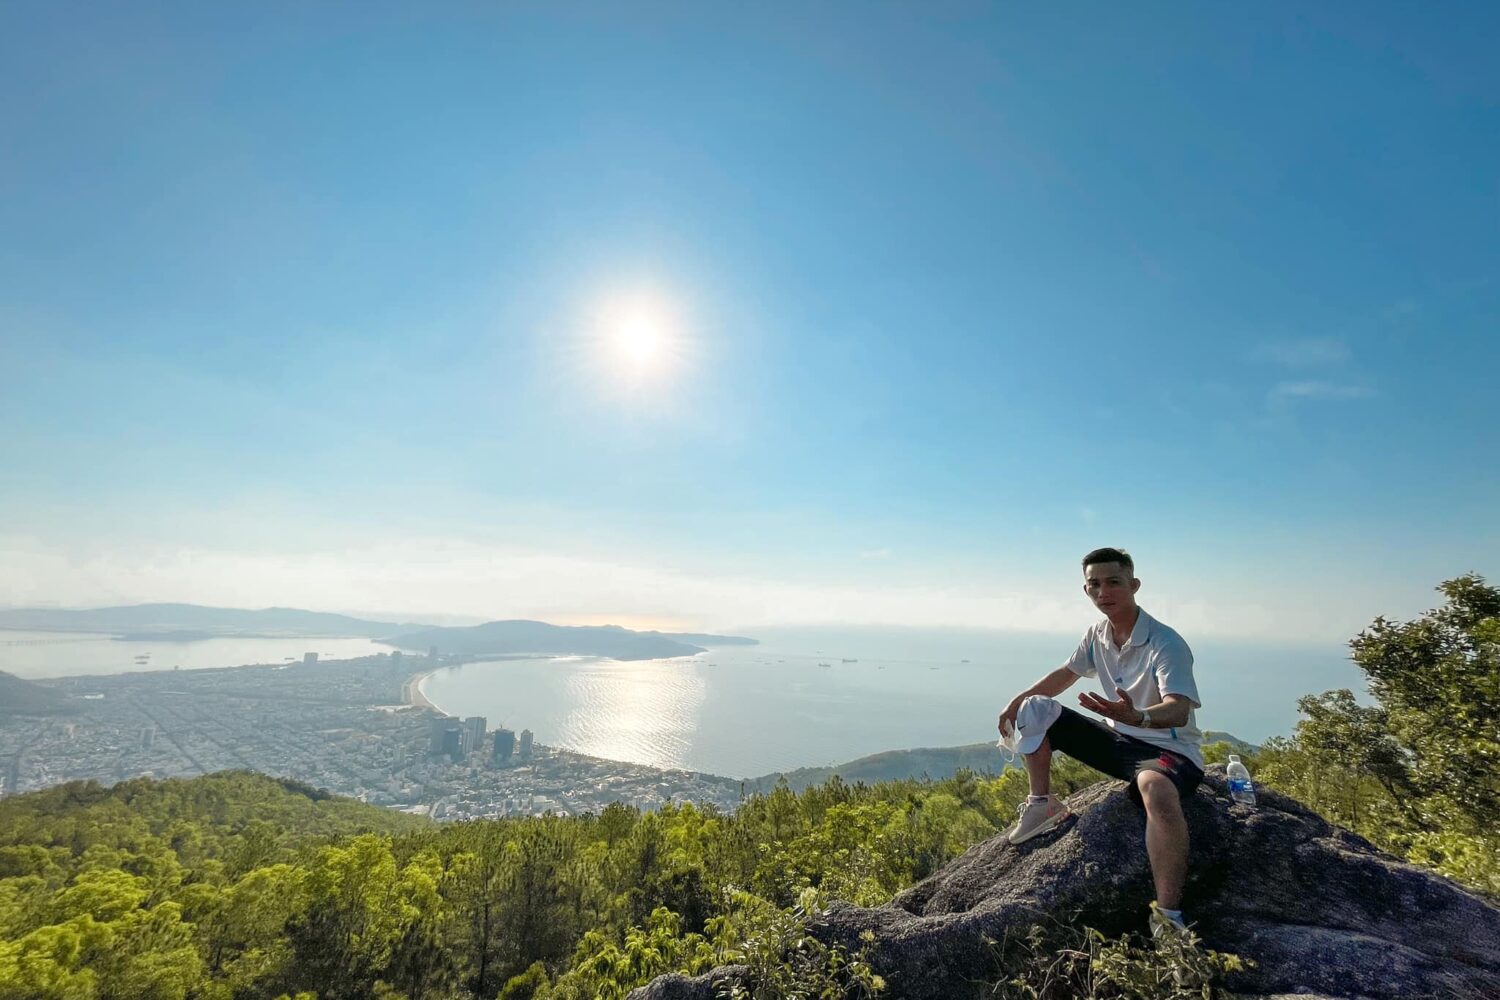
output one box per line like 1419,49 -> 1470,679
999,666 -> 1081,734
1027,665 -> 1084,699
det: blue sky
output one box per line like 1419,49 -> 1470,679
2,3 -> 1496,641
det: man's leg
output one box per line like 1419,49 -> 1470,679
1137,771 -> 1188,909
1009,707 -> 1128,845
1008,735 -> 1069,844
1030,707 -> 1139,791
1022,736 -> 1052,797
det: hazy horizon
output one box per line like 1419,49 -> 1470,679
0,588 -> 1400,649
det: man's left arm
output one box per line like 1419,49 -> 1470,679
1138,693 -> 1193,728
1076,691 -> 1193,727
1078,635 -> 1200,728
1145,635 -> 1200,727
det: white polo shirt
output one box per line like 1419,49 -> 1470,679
1062,607 -> 1205,769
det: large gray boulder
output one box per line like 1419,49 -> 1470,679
630,767 -> 1500,1000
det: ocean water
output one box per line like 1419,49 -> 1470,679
418,626 -> 1365,779
0,629 -> 388,678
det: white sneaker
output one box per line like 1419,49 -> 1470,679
1149,902 -> 1191,942
1006,796 -> 1070,845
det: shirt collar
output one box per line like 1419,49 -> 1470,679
1104,607 -> 1154,649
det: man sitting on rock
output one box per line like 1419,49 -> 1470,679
998,547 -> 1204,938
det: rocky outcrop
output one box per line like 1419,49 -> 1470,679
631,767 -> 1500,1000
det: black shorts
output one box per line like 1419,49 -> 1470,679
1045,706 -> 1203,806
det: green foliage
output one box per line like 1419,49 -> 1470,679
715,888 -> 886,1000
992,921 -> 1247,1000
540,906 -> 717,1000
499,961 -> 550,1000
1350,574 -> 1500,831
1244,575 -> 1500,896
0,771 -> 423,872
0,762 -> 1014,1000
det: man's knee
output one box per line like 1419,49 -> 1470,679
1136,771 -> 1181,813
1014,696 -> 1062,756
1020,695 -> 1060,721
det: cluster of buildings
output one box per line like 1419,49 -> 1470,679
427,714 -> 535,765
0,652 -> 744,819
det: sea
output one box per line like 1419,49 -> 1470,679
418,626 -> 1364,779
1,624 -> 1364,780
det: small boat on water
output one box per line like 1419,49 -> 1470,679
841,658 -> 858,663
817,662 -> 832,668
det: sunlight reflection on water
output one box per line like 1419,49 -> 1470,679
416,628 -> 1361,779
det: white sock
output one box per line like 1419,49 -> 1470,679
1028,794 -> 1049,804
1157,906 -> 1183,922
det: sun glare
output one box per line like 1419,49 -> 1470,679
594,291 -> 684,384
616,309 -> 663,368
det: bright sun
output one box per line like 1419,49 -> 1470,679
599,293 -> 680,380
615,309 -> 663,368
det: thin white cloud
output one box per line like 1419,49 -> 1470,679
1269,381 -> 1376,401
1253,337 -> 1352,368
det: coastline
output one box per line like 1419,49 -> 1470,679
403,670 -> 441,712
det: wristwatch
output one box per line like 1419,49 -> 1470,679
1138,707 -> 1152,727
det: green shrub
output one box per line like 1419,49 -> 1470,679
991,921 -> 1247,1000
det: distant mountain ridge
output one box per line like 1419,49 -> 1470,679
744,730 -> 1258,792
0,604 -> 757,662
382,620 -> 758,661
0,603 -> 429,637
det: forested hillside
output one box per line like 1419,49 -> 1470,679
0,577 -> 1493,1000
0,671 -> 77,717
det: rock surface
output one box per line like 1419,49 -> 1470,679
630,767 -> 1500,1000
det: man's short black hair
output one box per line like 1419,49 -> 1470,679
1082,547 -> 1134,575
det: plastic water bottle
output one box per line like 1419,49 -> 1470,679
1227,754 -> 1257,807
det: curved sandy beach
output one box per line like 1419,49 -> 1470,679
403,670 -> 442,711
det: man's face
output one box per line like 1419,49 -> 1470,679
1083,562 -> 1140,614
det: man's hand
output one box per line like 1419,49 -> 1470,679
1078,686 -> 1139,724
997,695 -> 1025,738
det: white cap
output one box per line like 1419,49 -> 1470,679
1006,695 -> 1063,755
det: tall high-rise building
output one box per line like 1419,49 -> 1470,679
492,728 -> 516,763
428,645 -> 439,661
303,651 -> 319,667
440,727 -> 464,760
519,729 -> 534,760
391,650 -> 404,667
464,717 -> 487,755
430,715 -> 460,756
140,726 -> 154,750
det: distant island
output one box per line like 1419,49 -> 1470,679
382,620 -> 758,661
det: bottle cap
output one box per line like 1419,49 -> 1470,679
1229,754 -> 1241,763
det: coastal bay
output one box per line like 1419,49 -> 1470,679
415,626 -> 1362,779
